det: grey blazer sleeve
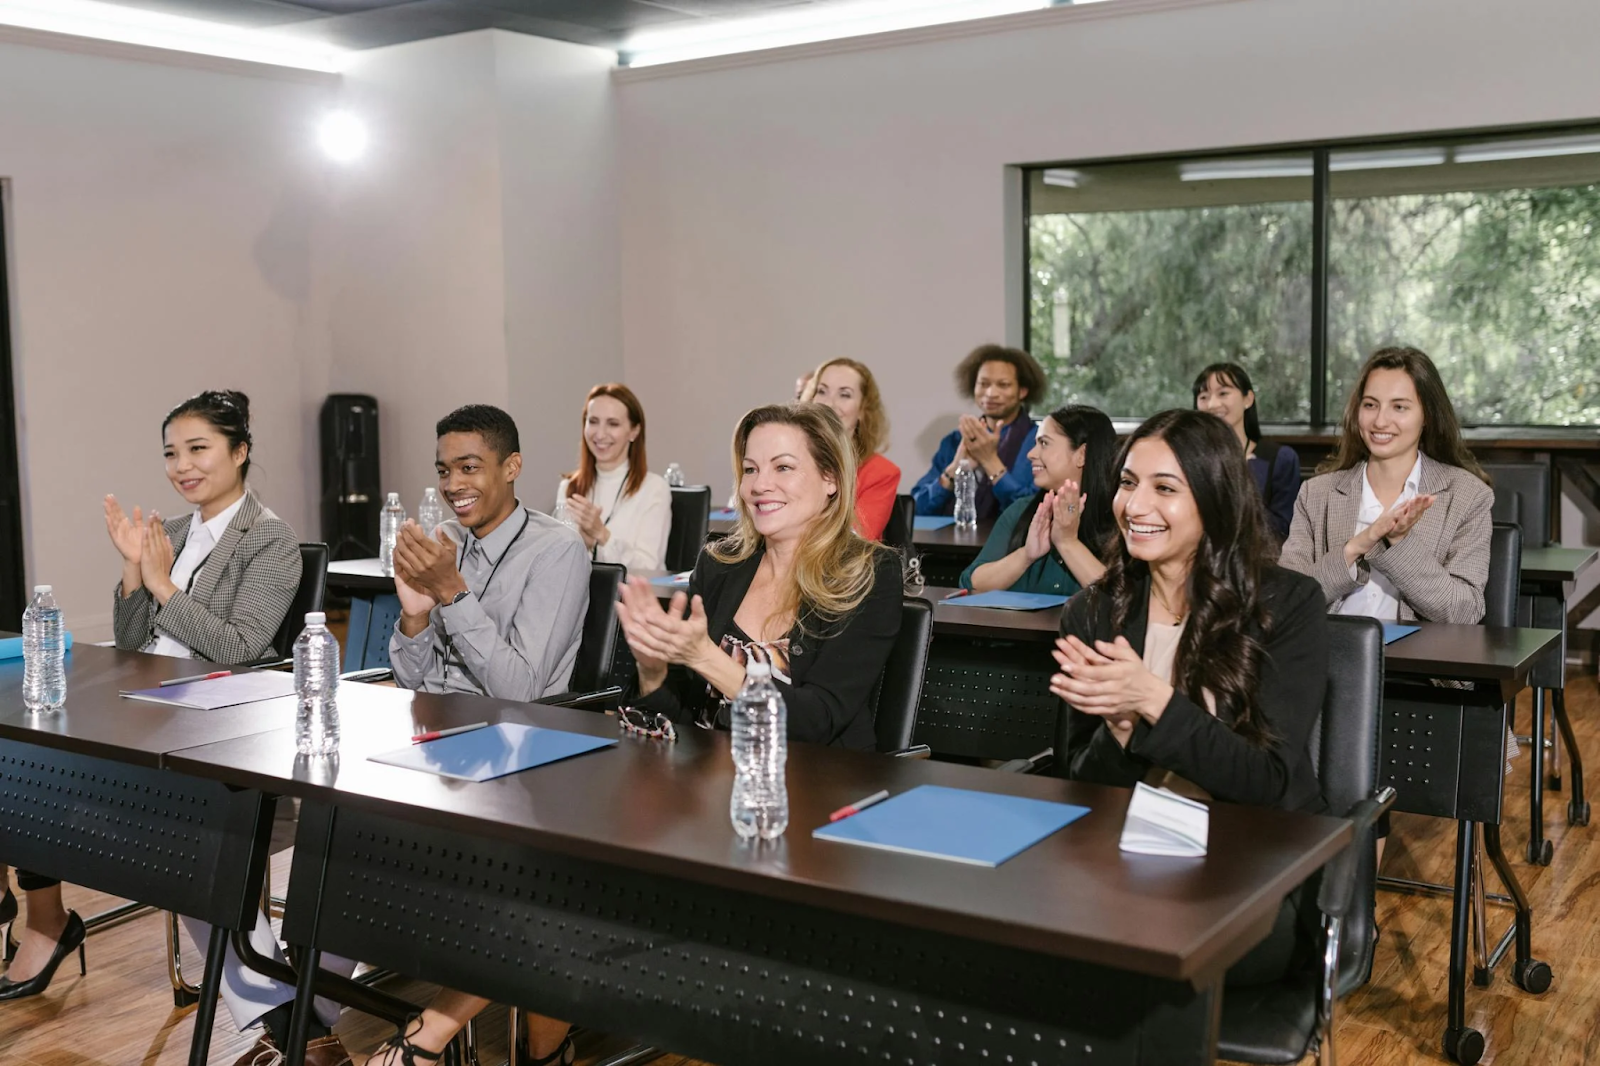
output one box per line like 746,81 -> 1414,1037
1366,480 -> 1492,624
152,520 -> 301,662
1280,483 -> 1361,606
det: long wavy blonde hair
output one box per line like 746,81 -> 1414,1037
710,403 -> 880,632
799,357 -> 890,465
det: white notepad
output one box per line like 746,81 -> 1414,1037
1119,782 -> 1209,857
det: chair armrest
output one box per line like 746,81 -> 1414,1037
340,668 -> 395,684
543,686 -> 625,710
887,744 -> 931,760
1317,786 -> 1397,919
995,747 -> 1053,775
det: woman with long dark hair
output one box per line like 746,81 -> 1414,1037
1049,408 -> 1328,984
959,405 -> 1117,596
1193,362 -> 1300,540
1282,346 -> 1492,624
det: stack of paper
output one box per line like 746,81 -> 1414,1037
1119,782 -> 1209,857
121,671 -> 297,710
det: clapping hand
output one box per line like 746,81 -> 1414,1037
104,495 -> 145,565
1050,479 -> 1087,546
392,520 -> 465,606
1048,634 -> 1173,746
563,494 -> 606,549
139,514 -> 179,604
1022,492 -> 1054,562
1352,494 -> 1436,558
958,414 -> 1002,468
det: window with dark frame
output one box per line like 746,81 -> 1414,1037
1024,124 -> 1600,428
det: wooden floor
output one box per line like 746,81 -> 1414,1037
4,675 -> 1600,1065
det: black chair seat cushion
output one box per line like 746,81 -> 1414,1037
1217,974 -> 1320,1065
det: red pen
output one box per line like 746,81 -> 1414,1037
942,589 -> 971,601
412,721 -> 490,745
159,670 -> 232,688
828,790 -> 890,822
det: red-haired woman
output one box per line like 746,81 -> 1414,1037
558,383 -> 673,571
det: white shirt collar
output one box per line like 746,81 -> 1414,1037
188,492 -> 247,547
1357,452 -> 1424,522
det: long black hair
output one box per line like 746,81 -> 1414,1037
1191,362 -> 1262,445
1098,409 -> 1279,745
1005,405 -> 1118,558
163,390 -> 253,479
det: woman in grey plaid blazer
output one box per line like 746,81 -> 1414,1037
1282,347 -> 1492,624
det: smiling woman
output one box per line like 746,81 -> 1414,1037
556,383 -> 672,570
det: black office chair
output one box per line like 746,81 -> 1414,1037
872,598 -> 933,753
1484,521 -> 1522,631
666,485 -> 712,572
882,493 -> 916,556
1482,463 -> 1551,548
1217,615 -> 1395,1065
250,543 -> 330,670
539,563 -> 627,708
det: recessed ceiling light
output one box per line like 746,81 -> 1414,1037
0,0 -> 345,72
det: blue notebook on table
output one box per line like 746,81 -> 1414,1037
942,591 -> 1068,611
813,785 -> 1088,867
0,633 -> 72,660
649,571 -> 693,590
710,508 -> 739,521
1383,624 -> 1421,645
368,723 -> 616,783
912,515 -> 957,531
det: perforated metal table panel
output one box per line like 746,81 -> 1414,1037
168,697 -> 1349,1066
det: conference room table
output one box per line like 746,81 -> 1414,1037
161,685 -> 1351,1066
704,513 -> 995,587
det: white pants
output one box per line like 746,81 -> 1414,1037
181,911 -> 357,1032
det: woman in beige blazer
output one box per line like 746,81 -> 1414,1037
1282,347 -> 1492,624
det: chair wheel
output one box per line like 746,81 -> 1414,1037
1444,1026 -> 1485,1064
1569,800 -> 1590,827
1473,965 -> 1492,987
1526,838 -> 1554,865
1514,958 -> 1553,995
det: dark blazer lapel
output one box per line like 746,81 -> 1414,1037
1121,572 -> 1153,658
189,491 -> 262,607
707,549 -> 761,646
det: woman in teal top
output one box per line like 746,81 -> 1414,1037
960,405 -> 1118,595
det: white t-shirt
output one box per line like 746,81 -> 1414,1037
1336,453 -> 1424,622
556,464 -> 673,572
144,493 -> 246,658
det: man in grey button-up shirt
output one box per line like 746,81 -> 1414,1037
389,404 -> 589,701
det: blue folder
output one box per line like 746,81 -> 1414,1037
368,723 -> 616,783
813,784 -> 1088,867
0,633 -> 73,660
912,515 -> 957,531
710,508 -> 739,521
649,571 -> 692,590
942,591 -> 1068,611
1382,624 -> 1421,645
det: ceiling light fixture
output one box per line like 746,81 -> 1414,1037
622,0 -> 1054,68
318,111 -> 368,163
0,0 -> 345,72
1454,134 -> 1600,165
1328,148 -> 1447,171
1178,158 -> 1313,182
1041,168 -> 1084,188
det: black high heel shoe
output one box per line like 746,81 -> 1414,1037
0,890 -> 16,964
0,910 -> 86,1001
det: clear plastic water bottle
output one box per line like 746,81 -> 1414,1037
294,611 -> 340,756
552,489 -> 577,529
22,585 -> 66,713
416,487 -> 445,535
664,462 -> 685,488
953,458 -> 979,531
729,660 -> 788,840
379,492 -> 406,576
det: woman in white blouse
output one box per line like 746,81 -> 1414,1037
558,383 -> 673,571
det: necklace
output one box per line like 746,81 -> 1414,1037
1151,580 -> 1188,625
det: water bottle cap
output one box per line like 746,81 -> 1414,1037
386,492 -> 401,504
744,660 -> 772,680
305,611 -> 326,625
33,584 -> 51,594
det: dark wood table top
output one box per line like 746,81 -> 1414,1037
1519,546 -> 1598,585
0,644 -> 330,768
166,693 -> 1349,983
1381,623 -> 1560,685
326,558 -> 397,594
918,585 -> 1062,640
707,518 -> 995,553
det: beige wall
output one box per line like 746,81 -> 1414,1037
615,0 -> 1600,503
0,39 -> 334,637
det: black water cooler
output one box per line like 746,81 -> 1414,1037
320,394 -> 381,560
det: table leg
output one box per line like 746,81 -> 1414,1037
187,923 -> 230,1066
1547,694 -> 1562,791
1444,820 -> 1485,1065
1471,830 -> 1490,987
1553,688 -> 1589,826
285,806 -> 338,1066
1527,690 -> 1552,864
1480,823 -> 1553,996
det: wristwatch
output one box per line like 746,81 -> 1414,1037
448,589 -> 471,606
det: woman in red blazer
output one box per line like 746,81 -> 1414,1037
803,357 -> 900,539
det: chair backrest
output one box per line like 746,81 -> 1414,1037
570,563 -> 625,693
666,486 -> 711,572
882,494 -> 916,557
1484,521 -> 1523,628
1482,462 -> 1550,548
872,598 -> 933,753
1312,614 -> 1384,991
273,543 -> 329,658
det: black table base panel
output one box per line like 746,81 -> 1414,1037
283,802 -> 1220,1066
1379,684 -> 1508,824
917,554 -> 973,590
0,739 -> 274,928
916,638 -> 1057,762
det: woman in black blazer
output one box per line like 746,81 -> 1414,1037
1049,409 -> 1328,985
619,402 -> 902,752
